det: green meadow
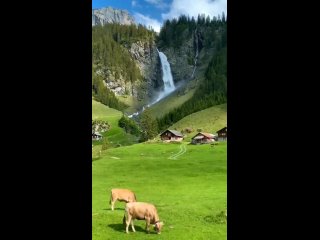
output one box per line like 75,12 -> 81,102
92,99 -> 138,149
169,104 -> 227,141
92,142 -> 227,239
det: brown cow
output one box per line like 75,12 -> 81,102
109,189 -> 137,211
123,202 -> 164,234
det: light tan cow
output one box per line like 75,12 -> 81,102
109,189 -> 137,211
123,202 -> 164,234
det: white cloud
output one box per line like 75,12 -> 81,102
162,0 -> 227,20
132,1 -> 137,7
144,0 -> 169,9
133,12 -> 161,33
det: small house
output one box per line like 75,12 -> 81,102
191,132 -> 216,144
92,132 -> 103,141
216,127 -> 227,141
160,130 -> 184,142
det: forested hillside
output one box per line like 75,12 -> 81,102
156,14 -> 227,131
92,23 -> 157,111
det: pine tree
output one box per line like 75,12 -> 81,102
139,108 -> 158,141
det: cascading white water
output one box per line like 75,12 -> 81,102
159,51 -> 175,92
153,49 -> 175,103
128,49 -> 175,118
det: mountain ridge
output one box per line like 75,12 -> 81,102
92,7 -> 135,26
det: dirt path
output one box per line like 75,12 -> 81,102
168,144 -> 187,160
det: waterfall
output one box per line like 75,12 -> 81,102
153,49 -> 175,103
191,28 -> 199,78
128,49 -> 175,118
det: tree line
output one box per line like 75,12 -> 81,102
157,12 -> 226,50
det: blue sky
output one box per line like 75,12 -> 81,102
92,0 -> 227,33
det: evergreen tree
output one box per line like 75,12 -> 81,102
139,108 -> 158,141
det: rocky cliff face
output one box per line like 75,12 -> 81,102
101,40 -> 162,102
160,38 -> 194,84
92,7 -> 135,26
128,41 -> 162,101
161,28 -> 203,83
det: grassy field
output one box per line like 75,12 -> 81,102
92,141 -> 227,240
168,104 -> 227,141
92,99 -> 138,153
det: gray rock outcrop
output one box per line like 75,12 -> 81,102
92,7 -> 135,26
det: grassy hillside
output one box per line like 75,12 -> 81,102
92,99 -> 139,154
92,99 -> 122,122
168,104 -> 227,141
92,142 -> 227,239
149,86 -> 197,119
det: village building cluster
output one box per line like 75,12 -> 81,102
160,126 -> 227,144
92,120 -> 110,140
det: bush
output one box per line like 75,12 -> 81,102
185,127 -> 193,133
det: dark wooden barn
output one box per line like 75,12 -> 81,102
160,130 -> 184,142
92,132 -> 103,141
216,127 -> 227,141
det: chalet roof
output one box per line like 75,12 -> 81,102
192,132 -> 215,139
216,127 -> 227,133
193,135 -> 204,140
93,132 -> 102,137
160,129 -> 183,137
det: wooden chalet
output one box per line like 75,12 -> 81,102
216,127 -> 227,141
92,132 -> 102,141
160,130 -> 184,142
191,132 -> 216,144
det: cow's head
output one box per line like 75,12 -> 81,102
154,221 -> 164,234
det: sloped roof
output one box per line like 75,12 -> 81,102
216,127 -> 227,133
192,132 -> 215,139
200,132 -> 215,138
193,135 -> 204,140
160,129 -> 183,137
92,132 -> 102,137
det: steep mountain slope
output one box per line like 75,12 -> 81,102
92,22 -> 161,113
92,7 -> 135,26
154,16 -> 227,131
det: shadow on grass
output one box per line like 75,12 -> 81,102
108,224 -> 148,233
102,207 -> 124,211
108,224 -> 159,235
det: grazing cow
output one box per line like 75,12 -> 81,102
123,202 -> 164,234
109,188 -> 137,211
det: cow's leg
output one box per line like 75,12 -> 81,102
131,219 -> 136,232
145,218 -> 151,233
111,200 -> 115,211
125,215 -> 132,233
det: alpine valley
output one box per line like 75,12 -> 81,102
92,5 -> 227,240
